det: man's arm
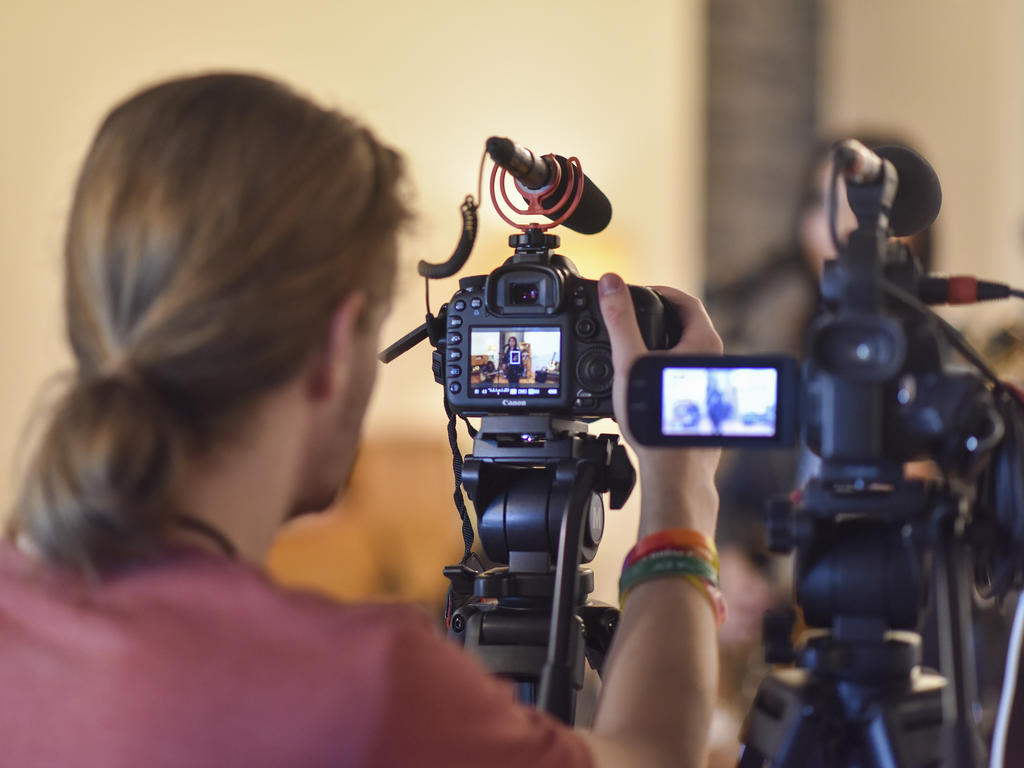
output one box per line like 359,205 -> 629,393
578,273 -> 724,768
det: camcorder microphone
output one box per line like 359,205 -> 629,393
835,138 -> 887,184
486,136 -> 613,235
837,140 -> 943,237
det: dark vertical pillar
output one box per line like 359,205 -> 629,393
704,0 -> 818,349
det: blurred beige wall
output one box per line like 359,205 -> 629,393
821,0 -> 1024,333
0,0 -> 706,557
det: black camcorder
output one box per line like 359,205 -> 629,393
685,140 -> 1024,768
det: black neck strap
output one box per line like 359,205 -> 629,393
174,514 -> 237,559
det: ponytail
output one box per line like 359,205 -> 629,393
14,373 -> 182,571
11,73 -> 408,572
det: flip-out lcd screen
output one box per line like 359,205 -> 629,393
662,367 -> 778,437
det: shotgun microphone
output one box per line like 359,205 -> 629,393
486,136 -> 613,235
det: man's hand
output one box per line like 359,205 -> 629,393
597,273 -> 723,537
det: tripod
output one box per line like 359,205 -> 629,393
444,415 -> 634,723
738,479 -> 987,768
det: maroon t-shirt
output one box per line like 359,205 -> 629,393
0,545 -> 592,768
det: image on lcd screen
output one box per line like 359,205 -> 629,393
662,367 -> 778,437
469,328 -> 561,398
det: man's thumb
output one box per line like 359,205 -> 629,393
598,273 -> 645,372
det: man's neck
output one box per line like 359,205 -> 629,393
172,387 -> 307,564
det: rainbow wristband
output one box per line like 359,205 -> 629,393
682,575 -> 729,628
624,528 -> 718,571
619,566 -> 727,628
619,552 -> 718,598
621,545 -> 715,576
619,533 -> 726,627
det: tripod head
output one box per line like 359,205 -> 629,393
461,415 -> 634,569
441,415 -> 633,721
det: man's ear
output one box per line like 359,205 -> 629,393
306,292 -> 367,402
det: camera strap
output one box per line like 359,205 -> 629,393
444,400 -> 477,565
174,513 -> 237,558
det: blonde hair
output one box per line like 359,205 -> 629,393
12,73 -> 409,571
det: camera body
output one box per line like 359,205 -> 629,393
799,278 -> 1000,479
442,231 -> 680,419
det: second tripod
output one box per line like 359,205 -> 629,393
739,479 -> 987,768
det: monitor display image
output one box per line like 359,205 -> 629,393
468,328 -> 561,398
662,367 -> 778,437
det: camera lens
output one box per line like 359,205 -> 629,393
510,282 -> 540,305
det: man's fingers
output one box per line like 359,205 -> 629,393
598,273 -> 646,373
649,285 -> 723,356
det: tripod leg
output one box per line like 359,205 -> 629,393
934,520 -> 987,768
864,711 -> 904,768
737,744 -> 767,767
851,668 -> 946,768
738,669 -> 829,768
537,462 -> 599,722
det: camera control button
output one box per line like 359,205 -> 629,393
448,382 -> 462,394
448,365 -> 461,377
575,317 -> 597,339
447,349 -> 462,362
448,332 -> 462,345
575,397 -> 597,409
577,350 -> 613,393
453,299 -> 467,311
448,316 -> 463,328
470,297 -> 483,309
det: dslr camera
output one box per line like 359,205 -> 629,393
443,228 -> 680,418
379,136 -> 683,720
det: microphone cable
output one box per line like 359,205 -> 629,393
417,144 -> 489,290
990,591 -> 1024,768
880,279 -> 1024,767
